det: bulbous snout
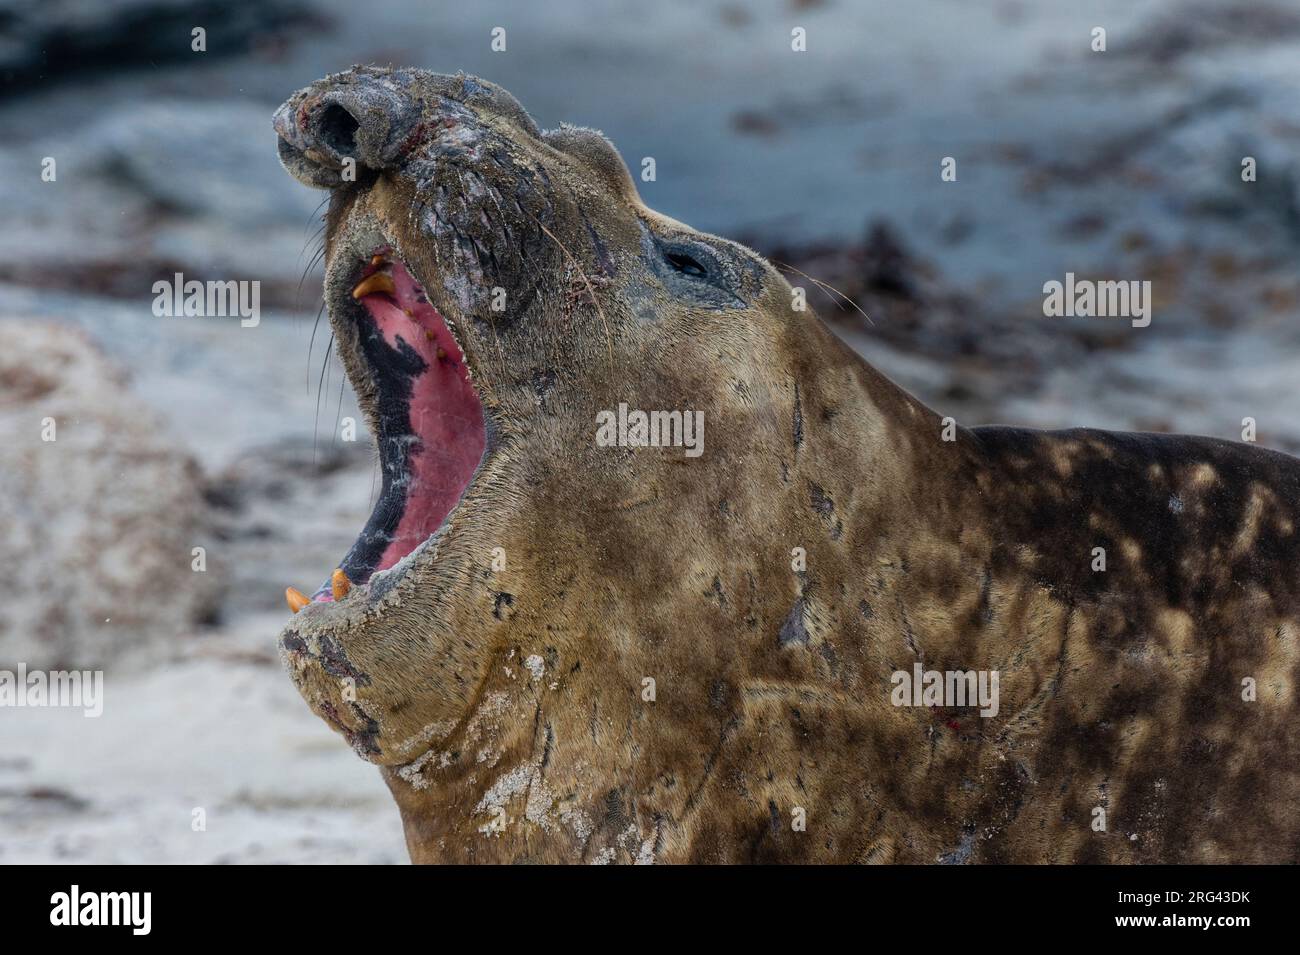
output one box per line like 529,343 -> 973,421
273,68 -> 422,188
273,66 -> 540,189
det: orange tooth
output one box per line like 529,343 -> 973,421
351,272 -> 396,299
370,254 -> 387,267
285,586 -> 310,614
331,568 -> 351,601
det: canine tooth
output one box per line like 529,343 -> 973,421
285,586 -> 310,613
331,568 -> 351,601
370,254 -> 387,267
351,272 -> 396,299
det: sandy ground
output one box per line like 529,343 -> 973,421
0,298 -> 406,864
2,637 -> 406,864
4,0 -> 1300,863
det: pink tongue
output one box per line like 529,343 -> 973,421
361,261 -> 486,574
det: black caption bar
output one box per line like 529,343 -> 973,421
1,864 -> 1284,941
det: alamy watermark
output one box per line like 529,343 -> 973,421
890,663 -> 999,717
595,403 -> 704,458
0,664 -> 103,717
152,272 -> 261,327
50,886 -> 150,935
1042,272 -> 1151,328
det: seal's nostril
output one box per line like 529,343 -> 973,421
318,103 -> 361,158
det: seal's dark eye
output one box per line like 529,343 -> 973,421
643,225 -> 744,307
664,250 -> 707,278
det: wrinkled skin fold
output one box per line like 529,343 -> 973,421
272,67 -> 1300,863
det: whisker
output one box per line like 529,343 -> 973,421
313,331 -> 334,469
298,238 -> 326,294
531,214 -> 615,371
296,199 -> 329,269
307,297 -> 326,393
772,259 -> 874,326
332,372 -> 346,447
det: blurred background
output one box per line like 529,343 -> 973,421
2,0 -> 1299,862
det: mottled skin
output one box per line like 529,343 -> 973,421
272,67 -> 1300,863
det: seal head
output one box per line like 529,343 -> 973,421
270,66 -> 826,782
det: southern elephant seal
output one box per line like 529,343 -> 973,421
272,67 -> 1300,863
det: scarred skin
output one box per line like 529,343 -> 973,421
272,67 -> 1300,864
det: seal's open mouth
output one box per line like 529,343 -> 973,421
290,244 -> 487,609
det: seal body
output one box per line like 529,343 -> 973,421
272,67 -> 1300,863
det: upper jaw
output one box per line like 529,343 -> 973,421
324,196 -> 493,441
